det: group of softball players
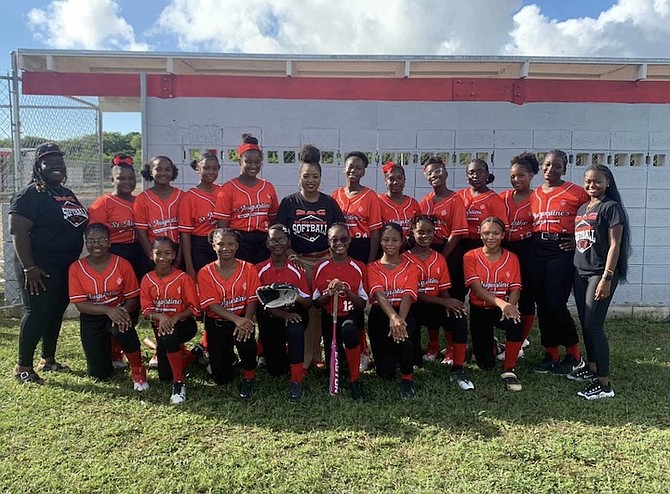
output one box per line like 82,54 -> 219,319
12,135 -> 630,404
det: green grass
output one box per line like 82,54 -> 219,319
1,317 -> 670,493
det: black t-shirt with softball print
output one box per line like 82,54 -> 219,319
573,197 -> 625,278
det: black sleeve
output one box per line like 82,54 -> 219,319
604,201 -> 624,229
329,196 -> 345,223
9,186 -> 40,222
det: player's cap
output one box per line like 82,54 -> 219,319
35,142 -> 65,160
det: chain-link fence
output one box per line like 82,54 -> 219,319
0,75 -> 103,309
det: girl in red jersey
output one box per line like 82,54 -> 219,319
313,223 -> 368,402
141,237 -> 200,404
530,150 -> 590,376
378,161 -> 421,241
463,216 -> 524,391
571,165 -> 630,400
135,156 -> 183,267
180,153 -> 221,278
332,151 -> 382,264
256,224 -> 312,403
406,215 -> 472,390
197,228 -> 260,398
367,223 -> 421,398
215,134 -> 279,264
68,223 -> 148,391
458,159 -> 508,253
501,152 -> 540,349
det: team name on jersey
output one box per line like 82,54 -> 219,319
152,217 -> 179,228
111,219 -> 135,230
88,290 -> 121,304
222,296 -> 247,310
510,219 -> 530,228
418,278 -> 438,290
533,210 -> 569,226
238,203 -> 271,217
196,212 -> 215,224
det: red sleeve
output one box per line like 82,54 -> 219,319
119,258 -> 140,299
450,195 -> 469,237
88,196 -> 108,226
140,274 -> 155,315
196,265 -> 218,309
245,263 -> 261,303
367,191 -> 383,231
490,194 -> 509,229
214,182 -> 233,221
404,263 -> 420,301
463,251 -> 480,287
268,182 -> 279,221
68,261 -> 88,303
178,192 -> 194,233
182,274 -> 201,315
437,255 -> 452,291
366,262 -> 384,299
508,251 -> 522,291
133,193 -> 149,230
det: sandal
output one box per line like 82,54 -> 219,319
36,360 -> 71,373
14,368 -> 44,385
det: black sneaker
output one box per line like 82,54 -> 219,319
450,369 -> 475,391
534,355 -> 559,374
350,379 -> 366,403
399,379 -> 416,399
239,378 -> 256,399
551,356 -> 586,376
577,381 -> 615,400
190,344 -> 209,366
566,367 -> 597,382
288,381 -> 303,404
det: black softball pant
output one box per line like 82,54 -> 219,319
79,313 -> 141,379
504,237 -> 535,316
368,305 -> 415,380
411,302 -> 468,364
257,310 -> 306,377
530,239 -> 579,349
235,231 -> 270,264
109,242 -> 145,325
348,238 -> 371,264
16,260 -> 70,368
155,317 -> 198,382
470,305 -> 523,371
190,235 -> 217,273
204,316 -> 257,385
573,274 -> 619,378
430,241 -> 466,302
321,309 -> 363,371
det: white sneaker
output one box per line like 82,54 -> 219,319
148,355 -> 159,369
450,370 -> 475,390
422,353 -> 438,362
522,338 -> 531,349
132,367 -> 150,392
359,353 -> 370,372
501,370 -> 522,391
170,382 -> 186,404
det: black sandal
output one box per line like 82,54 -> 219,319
14,369 -> 44,385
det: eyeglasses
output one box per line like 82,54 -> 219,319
85,238 -> 109,245
267,237 -> 288,246
328,236 -> 350,244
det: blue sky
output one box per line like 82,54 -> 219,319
0,0 -> 660,134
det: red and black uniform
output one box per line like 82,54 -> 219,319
332,187 -> 382,263
256,259 -> 311,381
179,186 -> 221,272
464,248 -> 523,372
378,194 -> 422,239
366,258 -> 420,380
214,178 -> 279,264
197,260 -> 260,384
68,255 -> 143,379
530,182 -> 590,360
419,191 -> 469,300
312,258 -> 368,383
141,268 -> 200,382
501,189 -> 536,338
406,251 -> 468,368
457,189 -> 509,252
134,188 -> 183,245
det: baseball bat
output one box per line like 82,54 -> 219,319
329,291 -> 340,396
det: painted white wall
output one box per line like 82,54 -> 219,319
145,97 -> 670,306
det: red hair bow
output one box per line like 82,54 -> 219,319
381,161 -> 396,174
113,156 -> 134,167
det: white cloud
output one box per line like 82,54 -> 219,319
27,0 -> 149,51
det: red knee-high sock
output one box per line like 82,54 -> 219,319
243,369 -> 256,380
256,338 -> 264,357
401,373 -> 413,381
290,363 -> 304,383
125,350 -> 143,369
504,340 -> 523,371
545,346 -> 560,361
200,330 -> 208,351
166,350 -> 184,382
566,343 -> 581,361
110,337 -> 123,362
358,329 -> 368,355
345,345 -> 361,383
452,343 -> 467,367
426,328 -> 439,355
522,315 -> 534,340
181,346 -> 196,367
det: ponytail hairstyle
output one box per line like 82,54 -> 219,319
584,164 -> 631,282
380,221 -> 404,238
238,133 -> 262,160
208,227 -> 241,245
469,158 -> 495,184
190,152 -> 219,171
344,151 -> 369,168
151,235 -> 178,253
546,149 -> 569,171
141,155 -> 178,182
510,152 -> 540,174
299,144 -> 322,174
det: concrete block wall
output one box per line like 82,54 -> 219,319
146,98 -> 670,306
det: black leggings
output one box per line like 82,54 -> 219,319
16,260 -> 70,368
368,305 -> 415,380
573,274 -> 619,377
79,313 -> 141,379
531,238 -> 579,349
257,309 -> 307,377
321,309 -> 363,372
155,317 -> 198,382
411,302 -> 468,363
504,237 -> 535,316
469,305 -> 523,371
204,317 -> 257,385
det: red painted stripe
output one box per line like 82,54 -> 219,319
20,71 -> 670,104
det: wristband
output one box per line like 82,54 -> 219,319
23,265 -> 37,273
601,273 -> 613,281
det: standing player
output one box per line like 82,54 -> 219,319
313,223 -> 368,402
458,159 -> 508,253
367,223 -> 420,398
197,228 -> 260,398
256,224 -> 312,403
530,150 -> 590,375
141,237 -> 200,404
406,215 -> 472,390
276,145 -> 345,372
378,161 -> 421,240
572,165 -> 630,400
215,134 -> 279,264
463,216 -> 524,391
501,152 -> 540,349
68,224 -> 148,391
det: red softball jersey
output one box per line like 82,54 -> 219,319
366,257 -> 420,308
500,190 -> 534,242
419,191 -> 468,243
140,268 -> 200,317
457,189 -> 509,239
256,259 -> 311,299
463,248 -> 522,309
530,182 -> 590,235
405,250 -> 452,296
214,178 -> 278,232
312,258 -> 368,316
332,187 -> 382,238
196,260 -> 260,318
69,255 -> 140,306
134,188 -> 183,243
178,186 -> 221,237
377,193 -> 422,237
88,194 -> 137,244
